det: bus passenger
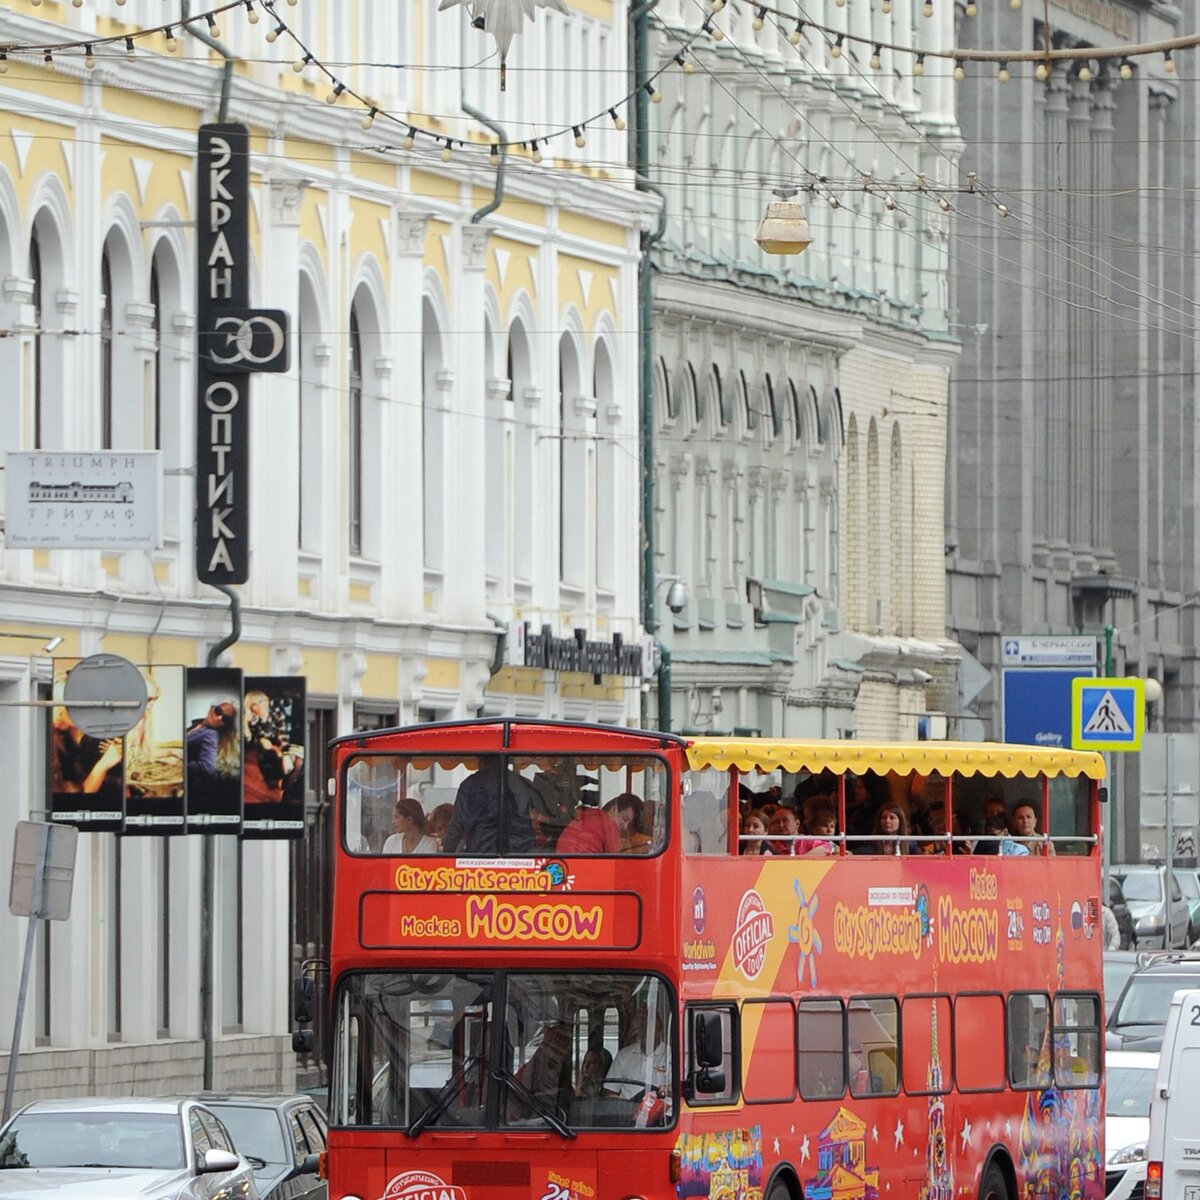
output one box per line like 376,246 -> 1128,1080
796,805 -> 838,856
606,793 -> 650,853
869,803 -> 911,855
381,797 -> 440,854
606,1004 -> 670,1106
739,811 -> 773,855
1013,801 -> 1055,856
556,791 -> 620,854
768,804 -> 803,855
426,802 -> 454,845
441,757 -> 539,855
982,811 -> 1029,856
577,1047 -> 613,1097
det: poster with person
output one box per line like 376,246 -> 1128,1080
123,665 -> 186,834
184,667 -> 243,834
241,675 -> 307,839
48,659 -> 125,833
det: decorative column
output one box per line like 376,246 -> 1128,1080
1066,76 -> 1093,562
1091,79 -> 1116,567
384,211 -> 430,616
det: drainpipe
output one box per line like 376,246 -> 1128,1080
631,0 -> 670,730
181,0 -> 234,121
461,14 -> 507,223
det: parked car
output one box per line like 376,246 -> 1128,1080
1109,875 -> 1138,949
1175,868 -> 1200,945
0,1096 -> 259,1200
1105,1049 -> 1158,1200
184,1094 -> 324,1200
1105,950 -> 1141,1022
1112,865 -> 1190,949
1107,951 -> 1200,1050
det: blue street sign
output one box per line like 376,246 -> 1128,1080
1072,677 -> 1145,752
1002,667 -> 1096,748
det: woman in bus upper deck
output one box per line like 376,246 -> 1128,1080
867,802 -> 912,855
739,810 -> 773,855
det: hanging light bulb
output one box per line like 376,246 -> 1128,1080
1164,50 -> 1175,73
326,82 -> 345,104
490,144 -> 500,164
205,13 -> 220,37
882,0 -> 892,12
922,0 -> 933,16
441,140 -> 453,163
870,45 -> 882,69
753,6 -> 767,30
361,107 -> 377,130
1119,58 -> 1133,80
964,0 -> 976,14
294,54 -> 312,73
1077,61 -> 1091,82
44,50 -> 53,64
789,21 -> 804,45
913,53 -> 925,76
266,23 -> 285,43
711,0 -> 726,9
245,2 -> 259,25
125,37 -> 136,61
0,52 -> 7,73
609,107 -> 626,130
72,0 -> 83,7
644,81 -> 661,103
1010,0 -> 1021,7
1035,61 -> 1049,80
84,44 -> 96,68
997,60 -> 1009,82
831,33 -> 844,58
573,125 -> 587,147
531,141 -> 543,163
953,59 -> 965,81
402,126 -> 416,150
710,22 -> 725,40
164,27 -> 178,53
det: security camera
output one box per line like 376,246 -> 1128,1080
665,581 -> 688,614
911,668 -> 934,685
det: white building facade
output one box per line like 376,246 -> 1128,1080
0,0 -> 652,1099
645,0 -> 963,738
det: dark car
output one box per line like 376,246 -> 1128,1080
180,1094 -> 325,1200
1108,875 -> 1138,950
1106,951 -> 1200,1051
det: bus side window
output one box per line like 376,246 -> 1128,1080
954,993 -> 1005,1092
798,998 -> 845,1100
1007,991 -> 1052,1089
848,997 -> 899,1098
1053,993 -> 1101,1088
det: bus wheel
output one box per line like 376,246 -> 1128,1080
766,1180 -> 794,1200
980,1162 -> 1009,1200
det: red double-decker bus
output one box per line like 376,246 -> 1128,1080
308,719 -> 1106,1200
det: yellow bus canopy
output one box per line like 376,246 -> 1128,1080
684,739 -> 1106,780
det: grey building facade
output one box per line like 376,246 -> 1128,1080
947,0 -> 1200,862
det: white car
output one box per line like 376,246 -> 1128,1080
0,1096 -> 259,1200
1106,1049 -> 1159,1200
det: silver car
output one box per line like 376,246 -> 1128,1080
1113,865 -> 1190,949
0,1096 -> 259,1200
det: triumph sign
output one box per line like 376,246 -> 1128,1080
195,124 -> 289,586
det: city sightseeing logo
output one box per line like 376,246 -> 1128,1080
380,1170 -> 467,1200
732,888 -> 774,980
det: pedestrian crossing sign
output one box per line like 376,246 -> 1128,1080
1071,677 -> 1144,752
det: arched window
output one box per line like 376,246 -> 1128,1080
422,296 -> 445,573
765,375 -> 780,441
594,339 -> 616,593
296,271 -> 324,554
348,306 -> 363,556
712,364 -> 728,428
558,331 -> 587,589
484,313 -> 507,584
100,249 -> 113,448
741,370 -> 758,433
30,234 -> 43,449
507,320 -> 534,587
149,259 -> 162,450
867,419 -> 881,629
890,424 -> 905,634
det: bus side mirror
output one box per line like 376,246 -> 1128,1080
294,975 -> 315,1025
292,1029 -> 316,1054
1098,787 -> 1108,804
694,1011 -> 724,1069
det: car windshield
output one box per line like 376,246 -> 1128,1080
1104,958 -> 1137,1002
332,970 -> 675,1133
1106,1064 -> 1156,1118
0,1112 -> 185,1170
1112,974 -> 1199,1028
1179,874 -> 1200,900
1118,873 -> 1163,902
205,1106 -> 287,1165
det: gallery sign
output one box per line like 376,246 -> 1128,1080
4,452 -> 162,549
195,123 -> 288,587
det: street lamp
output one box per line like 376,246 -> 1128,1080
755,189 -> 813,255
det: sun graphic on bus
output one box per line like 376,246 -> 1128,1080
788,880 -> 823,987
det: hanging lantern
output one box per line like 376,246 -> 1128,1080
755,194 -> 813,255
439,0 -> 569,90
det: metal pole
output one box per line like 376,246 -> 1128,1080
1166,732 -> 1176,947
1103,624 -> 1116,876
3,825 -> 48,1123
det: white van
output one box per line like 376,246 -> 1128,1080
1145,988 -> 1200,1200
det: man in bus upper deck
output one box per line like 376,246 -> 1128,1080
442,756 -> 538,855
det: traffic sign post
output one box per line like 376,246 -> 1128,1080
1071,677 -> 1145,753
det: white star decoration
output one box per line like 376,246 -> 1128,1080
773,1137 -> 781,1155
894,1119 -> 905,1148
872,1125 -> 879,1143
960,1118 -> 973,1150
1004,1119 -> 1013,1137
438,0 -> 569,89
800,1134 -> 811,1163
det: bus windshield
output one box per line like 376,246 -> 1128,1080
332,971 -> 675,1133
344,752 -> 669,857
